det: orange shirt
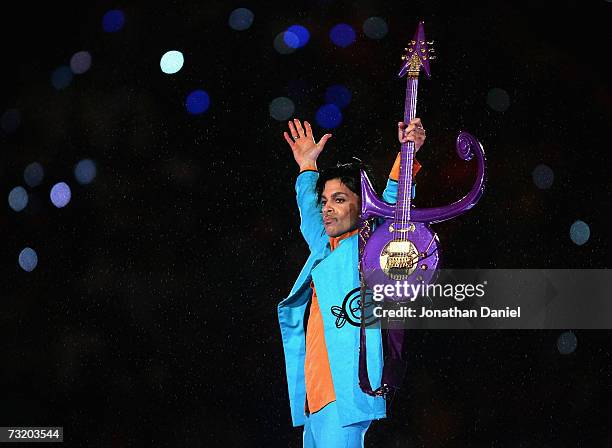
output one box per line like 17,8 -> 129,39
304,229 -> 358,414
389,152 -> 421,181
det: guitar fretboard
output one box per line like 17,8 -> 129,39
394,77 -> 419,228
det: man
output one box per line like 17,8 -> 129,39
278,118 -> 425,447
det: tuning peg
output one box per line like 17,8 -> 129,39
404,47 -> 408,51
428,48 -> 435,52
427,40 -> 435,45
420,41 -> 425,45
428,55 -> 437,60
401,55 -> 407,60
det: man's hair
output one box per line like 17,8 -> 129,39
315,159 -> 377,203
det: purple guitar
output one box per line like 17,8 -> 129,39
359,22 -> 486,299
358,21 -> 486,397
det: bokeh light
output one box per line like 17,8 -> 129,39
282,31 -> 300,49
487,87 -> 510,112
570,220 -> 590,246
70,51 -> 92,74
103,9 -> 125,33
74,159 -> 97,185
18,247 -> 38,272
363,17 -> 388,39
8,186 -> 28,212
330,24 -> 356,48
160,50 -> 184,74
285,25 -> 310,48
1,108 -> 21,133
274,31 -> 298,54
325,85 -> 351,109
269,97 -> 295,121
185,90 -> 210,114
316,104 -> 342,129
532,164 -> 554,189
24,162 -> 44,187
51,66 -> 73,90
229,8 -> 254,31
50,182 -> 72,208
557,331 -> 577,354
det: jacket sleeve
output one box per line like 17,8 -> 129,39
382,179 -> 399,204
295,170 -> 326,250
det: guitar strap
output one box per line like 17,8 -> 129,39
357,218 -> 407,399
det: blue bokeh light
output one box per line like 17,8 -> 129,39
487,87 -> 510,112
330,24 -> 356,48
570,220 -> 590,246
557,331 -> 577,355
8,186 -> 28,212
186,90 -> 210,114
316,104 -> 343,129
70,51 -> 92,74
160,50 -> 184,74
103,9 -> 126,33
282,31 -> 300,49
74,159 -> 97,184
285,25 -> 310,48
50,182 -> 72,208
19,247 -> 38,272
532,164 -> 554,189
51,66 -> 73,90
363,17 -> 388,39
229,8 -> 254,31
269,97 -> 295,121
24,162 -> 44,187
273,32 -> 292,54
325,85 -> 352,109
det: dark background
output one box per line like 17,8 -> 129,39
1,0 -> 611,446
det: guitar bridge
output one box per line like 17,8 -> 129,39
380,239 -> 419,279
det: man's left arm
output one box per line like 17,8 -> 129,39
382,118 -> 425,203
382,154 -> 422,203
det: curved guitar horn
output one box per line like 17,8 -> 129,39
361,131 -> 486,224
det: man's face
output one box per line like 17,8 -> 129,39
321,178 -> 361,237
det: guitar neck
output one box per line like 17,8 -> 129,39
395,77 -> 418,224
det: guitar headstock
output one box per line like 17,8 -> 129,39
398,21 -> 435,79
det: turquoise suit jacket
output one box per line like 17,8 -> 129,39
277,170 -> 399,428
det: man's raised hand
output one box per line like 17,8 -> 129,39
283,118 -> 332,172
398,117 -> 426,152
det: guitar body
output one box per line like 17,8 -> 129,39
361,218 -> 439,300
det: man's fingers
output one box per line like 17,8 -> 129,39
294,119 -> 305,138
288,121 -> 299,138
400,130 -> 421,142
317,133 -> 332,147
304,121 -> 312,139
410,117 -> 422,127
283,132 -> 296,149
